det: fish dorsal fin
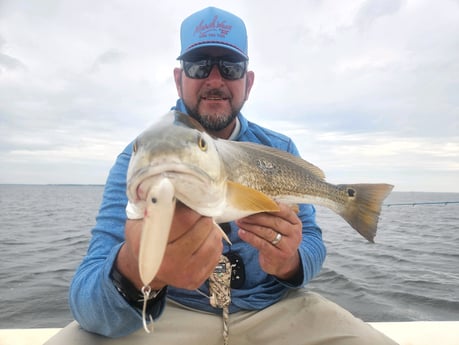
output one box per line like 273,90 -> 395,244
172,111 -> 207,133
226,180 -> 280,213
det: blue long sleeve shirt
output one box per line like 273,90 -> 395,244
69,101 -> 326,337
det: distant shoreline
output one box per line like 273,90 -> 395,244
2,184 -> 459,194
0,183 -> 105,187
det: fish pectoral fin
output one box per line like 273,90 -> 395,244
226,181 -> 280,214
138,178 -> 176,286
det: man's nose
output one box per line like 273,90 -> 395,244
206,64 -> 224,82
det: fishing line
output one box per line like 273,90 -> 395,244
384,201 -> 459,207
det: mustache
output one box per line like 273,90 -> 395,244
200,89 -> 230,99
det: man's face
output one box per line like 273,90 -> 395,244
174,47 -> 254,137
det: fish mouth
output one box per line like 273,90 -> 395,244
127,163 -> 214,203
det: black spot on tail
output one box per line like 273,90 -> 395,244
347,188 -> 356,197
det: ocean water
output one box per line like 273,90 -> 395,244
0,185 -> 458,328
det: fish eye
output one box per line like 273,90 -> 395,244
197,135 -> 207,151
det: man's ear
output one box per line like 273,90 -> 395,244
173,68 -> 183,97
245,70 -> 255,101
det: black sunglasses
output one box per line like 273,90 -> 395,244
182,57 -> 247,80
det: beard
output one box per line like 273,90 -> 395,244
186,107 -> 239,132
183,90 -> 242,132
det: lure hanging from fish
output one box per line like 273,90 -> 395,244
137,177 -> 175,333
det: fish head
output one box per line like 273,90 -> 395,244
126,111 -> 227,217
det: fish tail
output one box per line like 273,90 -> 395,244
337,183 -> 394,242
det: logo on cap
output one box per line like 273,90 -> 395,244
194,15 -> 232,39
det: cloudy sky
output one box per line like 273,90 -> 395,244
1,0 -> 458,192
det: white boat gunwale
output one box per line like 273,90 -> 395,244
1,321 -> 458,345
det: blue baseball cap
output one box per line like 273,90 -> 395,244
177,7 -> 248,61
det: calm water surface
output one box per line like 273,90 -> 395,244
0,185 -> 458,328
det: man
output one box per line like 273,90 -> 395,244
46,7 -> 398,345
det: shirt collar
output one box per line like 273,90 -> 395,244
227,117 -> 241,140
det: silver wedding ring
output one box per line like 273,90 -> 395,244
271,232 -> 282,246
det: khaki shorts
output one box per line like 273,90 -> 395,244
45,290 -> 398,345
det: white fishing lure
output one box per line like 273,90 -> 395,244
137,177 -> 175,332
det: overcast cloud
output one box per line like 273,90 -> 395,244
1,0 -> 458,192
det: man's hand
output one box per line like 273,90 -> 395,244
236,203 -> 302,281
116,202 -> 223,291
